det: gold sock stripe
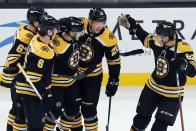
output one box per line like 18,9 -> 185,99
8,113 -> 16,119
13,122 -> 27,127
7,121 -> 13,126
84,121 -> 98,127
71,123 -> 82,128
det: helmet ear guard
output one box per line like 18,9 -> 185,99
58,17 -> 70,32
155,21 -> 176,40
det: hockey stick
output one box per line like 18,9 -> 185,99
17,63 -> 60,127
1,64 -> 96,80
106,97 -> 112,131
120,49 -> 144,56
174,33 -> 185,131
55,64 -> 97,80
0,66 -> 18,70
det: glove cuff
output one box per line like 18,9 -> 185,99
129,24 -> 141,35
108,78 -> 119,82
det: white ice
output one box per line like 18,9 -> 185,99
0,86 -> 196,131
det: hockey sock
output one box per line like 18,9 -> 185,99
58,114 -> 74,131
84,116 -> 98,131
7,111 -> 16,131
70,113 -> 83,131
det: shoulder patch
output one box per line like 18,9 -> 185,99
41,46 -> 49,52
17,24 -> 35,45
178,41 -> 193,53
52,39 -> 60,46
30,38 -> 54,60
52,34 -> 70,54
109,32 -> 115,39
182,42 -> 188,46
25,33 -> 34,39
97,27 -> 117,47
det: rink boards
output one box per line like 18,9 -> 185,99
0,8 -> 195,85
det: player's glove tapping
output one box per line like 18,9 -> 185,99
105,78 -> 119,97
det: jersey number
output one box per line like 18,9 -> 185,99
37,59 -> 44,68
16,44 -> 24,53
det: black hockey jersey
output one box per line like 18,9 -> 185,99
0,24 -> 36,88
136,28 -> 196,98
78,18 -> 121,79
15,35 -> 55,97
51,33 -> 80,87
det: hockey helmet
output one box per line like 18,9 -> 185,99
89,8 -> 106,22
37,14 -> 59,36
155,21 -> 176,40
27,6 -> 47,23
58,17 -> 84,32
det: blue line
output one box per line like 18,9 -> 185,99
0,20 -> 28,27
0,36 -> 14,48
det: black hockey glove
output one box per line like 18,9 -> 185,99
41,89 -> 54,113
174,58 -> 188,74
126,14 -> 141,35
105,78 -> 119,97
0,66 -> 19,88
76,65 -> 97,80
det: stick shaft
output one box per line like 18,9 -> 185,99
176,73 -> 185,131
17,63 -> 43,100
106,97 -> 112,131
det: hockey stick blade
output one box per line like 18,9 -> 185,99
120,49 -> 144,56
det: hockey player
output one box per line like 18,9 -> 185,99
73,8 -> 121,131
43,16 -> 84,131
0,6 -> 47,131
14,14 -> 58,131
118,14 -> 196,131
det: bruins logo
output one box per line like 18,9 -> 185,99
52,39 -> 60,46
109,32 -> 115,39
182,42 -> 188,46
25,33 -> 34,39
156,56 -> 169,78
69,49 -> 80,69
41,46 -> 49,52
80,43 -> 94,62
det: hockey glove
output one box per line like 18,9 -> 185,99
77,64 -> 97,80
0,67 -> 19,88
174,58 -> 188,74
105,78 -> 119,97
118,13 -> 131,29
126,14 -> 141,35
41,89 -> 54,113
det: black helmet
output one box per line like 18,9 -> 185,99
37,14 -> 59,36
58,17 -> 84,32
155,21 -> 176,40
89,8 -> 106,22
27,6 -> 47,23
